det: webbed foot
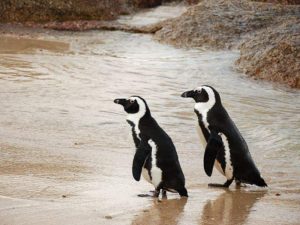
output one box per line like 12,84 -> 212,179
208,179 -> 233,188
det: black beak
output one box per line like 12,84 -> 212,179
114,98 -> 127,106
181,90 -> 194,98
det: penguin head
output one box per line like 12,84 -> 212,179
114,96 -> 150,122
181,85 -> 221,114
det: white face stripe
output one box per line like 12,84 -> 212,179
126,97 -> 147,138
127,97 -> 146,121
194,86 -> 216,128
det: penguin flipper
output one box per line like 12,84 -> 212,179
204,131 -> 223,177
132,140 -> 150,181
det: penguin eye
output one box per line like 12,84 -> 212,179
197,89 -> 202,94
129,99 -> 135,104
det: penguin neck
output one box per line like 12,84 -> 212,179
127,108 -> 151,140
138,114 -> 156,136
137,115 -> 162,143
194,101 -> 215,129
126,102 -> 149,127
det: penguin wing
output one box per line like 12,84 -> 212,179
204,130 -> 223,177
132,140 -> 150,181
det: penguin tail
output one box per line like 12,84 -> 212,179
255,177 -> 268,187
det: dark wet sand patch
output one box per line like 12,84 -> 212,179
0,36 -> 69,54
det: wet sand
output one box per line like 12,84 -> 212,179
0,36 -> 69,54
0,6 -> 300,225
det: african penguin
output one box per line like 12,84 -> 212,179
114,96 -> 188,197
181,85 -> 267,188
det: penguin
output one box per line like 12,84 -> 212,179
114,96 -> 188,197
181,85 -> 267,188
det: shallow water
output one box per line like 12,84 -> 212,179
117,4 -> 187,26
0,11 -> 300,225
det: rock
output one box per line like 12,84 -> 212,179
184,0 -> 201,4
236,20 -> 300,88
0,0 -> 178,23
155,0 -> 299,49
0,0 -> 126,22
154,0 -> 300,88
253,0 -> 300,4
133,0 -> 163,8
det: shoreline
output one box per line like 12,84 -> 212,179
1,1 -> 299,88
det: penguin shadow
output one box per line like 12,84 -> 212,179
199,189 -> 267,225
131,198 -> 187,225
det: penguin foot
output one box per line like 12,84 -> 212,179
138,188 -> 165,198
153,190 -> 160,198
162,190 -> 167,199
235,182 -> 247,188
208,179 -> 233,188
235,179 -> 243,189
235,179 -> 241,186
137,194 -> 153,198
208,183 -> 229,188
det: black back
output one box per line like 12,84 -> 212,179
205,98 -> 266,186
138,114 -> 186,189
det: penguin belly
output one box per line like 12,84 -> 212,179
220,133 -> 233,180
139,140 -> 162,188
142,167 -> 152,184
196,125 -> 207,149
148,140 -> 162,188
214,160 -> 225,176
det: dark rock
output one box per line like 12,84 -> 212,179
154,0 -> 300,88
0,0 -> 179,22
0,0 -> 126,22
252,0 -> 300,4
236,19 -> 300,88
132,0 -> 163,8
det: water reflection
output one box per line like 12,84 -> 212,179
199,190 -> 266,225
132,198 -> 187,225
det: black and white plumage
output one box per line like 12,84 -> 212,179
181,85 -> 267,188
114,96 -> 188,197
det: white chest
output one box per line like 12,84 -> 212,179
146,140 -> 162,188
142,167 -> 151,184
194,103 -> 212,130
133,125 -> 141,140
127,119 -> 141,141
196,124 -> 207,149
219,133 -> 233,180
